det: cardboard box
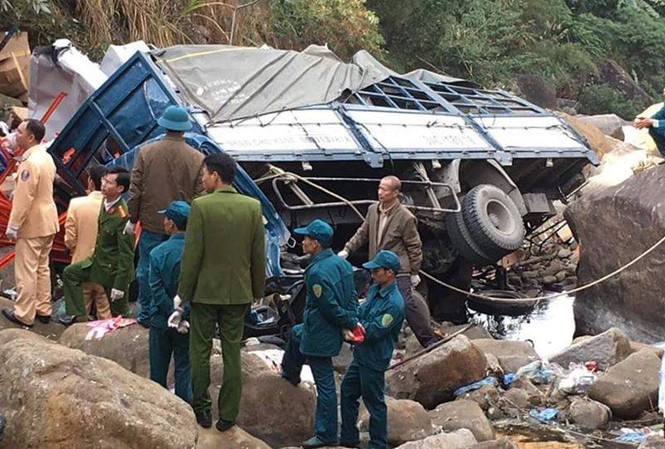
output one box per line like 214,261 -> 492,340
0,32 -> 30,99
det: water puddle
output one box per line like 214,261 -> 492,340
469,294 -> 576,360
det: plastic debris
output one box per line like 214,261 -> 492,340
528,408 -> 558,422
503,373 -> 517,386
454,376 -> 498,397
84,317 -> 136,340
659,354 -> 665,418
516,361 -> 559,384
613,428 -> 650,444
558,364 -> 596,394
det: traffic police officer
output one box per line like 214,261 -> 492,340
148,200 -> 192,404
281,219 -> 361,449
340,250 -> 405,449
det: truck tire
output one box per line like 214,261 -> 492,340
462,184 -> 525,259
445,207 -> 495,266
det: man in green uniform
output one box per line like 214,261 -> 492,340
339,250 -> 405,449
60,167 -> 134,325
281,219 -> 361,449
172,153 -> 266,432
148,200 -> 192,404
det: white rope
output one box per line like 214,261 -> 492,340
260,168 -> 665,302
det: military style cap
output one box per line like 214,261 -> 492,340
159,200 -> 191,229
157,105 -> 193,132
293,219 -> 334,247
362,250 -> 401,272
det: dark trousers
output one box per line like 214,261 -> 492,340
340,361 -> 388,449
190,302 -> 248,422
149,325 -> 192,404
63,260 -> 128,319
396,275 -> 436,347
281,327 -> 338,444
136,230 -> 167,322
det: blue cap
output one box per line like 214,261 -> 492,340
157,105 -> 193,132
158,200 -> 190,229
362,250 -> 401,272
293,219 -> 333,247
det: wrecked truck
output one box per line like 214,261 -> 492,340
46,45 -> 597,328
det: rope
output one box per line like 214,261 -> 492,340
260,168 -> 665,303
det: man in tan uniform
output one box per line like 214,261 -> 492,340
64,165 -> 110,319
2,119 -> 59,327
125,105 -> 204,327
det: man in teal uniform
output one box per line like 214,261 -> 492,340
172,153 -> 266,432
281,219 -> 361,449
340,250 -> 405,449
148,200 -> 192,404
61,167 -> 134,325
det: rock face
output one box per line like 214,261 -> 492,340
396,429 -> 477,449
550,328 -> 632,370
471,339 -> 539,373
359,398 -> 434,447
0,296 -> 65,340
470,439 -> 519,449
577,114 -> 627,140
567,397 -> 611,431
0,329 -> 199,448
589,349 -> 661,418
386,335 -> 487,409
196,427 -> 270,449
217,351 -> 316,448
565,164 -> 665,343
59,323 -> 151,377
639,435 -> 665,449
429,399 -> 494,442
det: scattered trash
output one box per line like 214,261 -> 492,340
528,408 -> 558,422
503,373 -> 517,386
613,427 -> 651,444
558,364 -> 596,394
659,354 -> 665,417
454,376 -> 499,397
84,317 -> 136,340
516,361 -> 560,384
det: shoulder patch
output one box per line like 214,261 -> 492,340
312,284 -> 322,298
20,170 -> 30,182
381,313 -> 394,328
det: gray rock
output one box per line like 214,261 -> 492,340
509,376 -> 545,406
360,398 -> 434,446
441,323 -> 493,340
472,339 -> 540,373
557,248 -> 573,258
456,384 -> 501,411
500,388 -> 530,410
429,399 -> 494,442
470,438 -> 519,449
567,397 -> 611,431
332,342 -> 354,374
555,271 -> 567,282
542,275 -> 557,285
196,427 -> 270,449
565,164 -> 665,343
550,327 -> 631,370
386,335 -> 487,409
396,429 -> 477,449
589,348 -> 661,418
521,271 -> 539,280
0,296 -> 65,341
639,435 -> 665,449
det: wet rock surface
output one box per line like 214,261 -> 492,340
550,327 -> 632,370
472,339 -> 540,373
0,296 -> 65,340
429,399 -> 495,442
395,429 -> 477,449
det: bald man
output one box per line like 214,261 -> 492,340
340,176 -> 438,348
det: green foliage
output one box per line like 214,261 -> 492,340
578,84 -> 642,119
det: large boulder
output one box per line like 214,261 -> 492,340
0,296 -> 65,340
471,339 -> 539,373
208,349 -> 317,448
0,329 -> 199,448
470,439 -> 518,449
359,398 -> 434,447
59,322 -> 151,377
396,429 -> 477,449
429,399 -> 494,442
589,349 -> 660,418
566,397 -> 611,431
639,435 -> 665,449
577,114 -> 627,140
196,427 -> 270,449
565,164 -> 665,343
386,335 -> 487,409
550,328 -> 632,370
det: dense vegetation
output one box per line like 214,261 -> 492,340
3,0 -> 665,118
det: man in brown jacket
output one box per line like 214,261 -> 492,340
340,175 -> 438,347
64,164 -> 110,319
2,119 -> 59,327
125,106 -> 204,326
